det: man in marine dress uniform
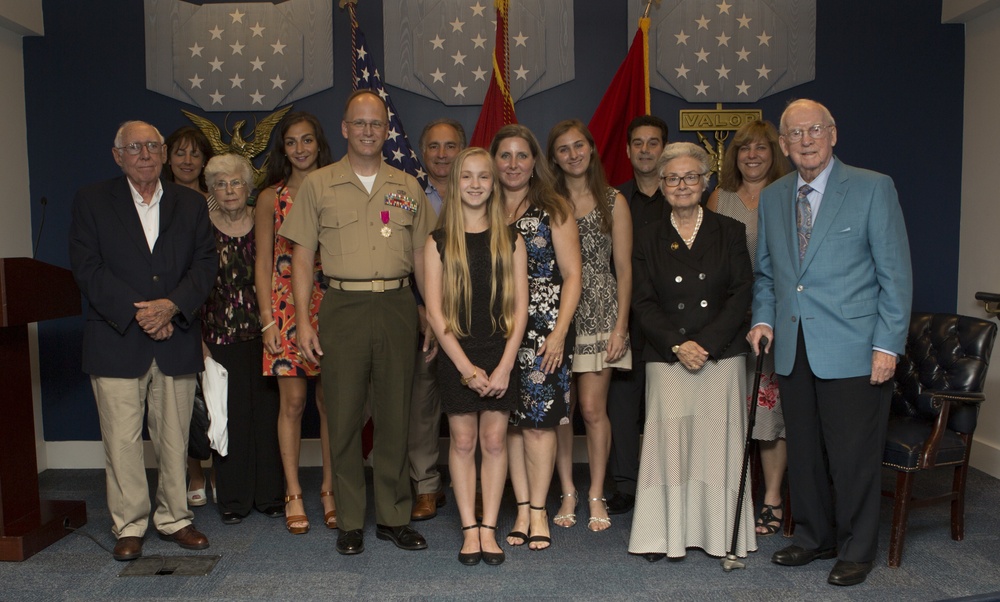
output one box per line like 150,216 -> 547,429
281,90 -> 435,555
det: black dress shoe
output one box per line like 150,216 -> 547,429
458,550 -> 482,566
828,560 -> 873,586
337,529 -> 365,555
771,544 -> 838,566
482,549 -> 505,566
221,511 -> 243,525
376,524 -> 428,550
606,492 -> 636,515
643,553 -> 665,563
259,505 -> 284,518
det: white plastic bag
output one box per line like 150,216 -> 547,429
200,356 -> 229,457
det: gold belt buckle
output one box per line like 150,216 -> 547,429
372,279 -> 385,293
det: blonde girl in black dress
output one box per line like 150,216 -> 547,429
424,148 -> 529,565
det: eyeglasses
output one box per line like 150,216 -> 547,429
117,141 -> 163,155
660,173 -> 706,187
782,124 -> 834,143
347,119 -> 387,131
212,179 -> 246,191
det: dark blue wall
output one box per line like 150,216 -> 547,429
24,0 -> 963,441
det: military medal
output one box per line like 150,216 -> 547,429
380,210 -> 392,238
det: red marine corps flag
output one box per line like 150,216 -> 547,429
469,0 -> 518,148
588,15 -> 651,186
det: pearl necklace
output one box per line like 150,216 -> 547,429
671,205 -> 703,248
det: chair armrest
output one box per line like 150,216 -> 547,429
976,291 -> 1000,315
919,391 -> 985,469
915,390 -> 985,416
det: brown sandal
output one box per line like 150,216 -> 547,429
284,493 -> 309,535
321,490 -> 337,530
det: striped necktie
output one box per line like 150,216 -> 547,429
796,184 -> 814,261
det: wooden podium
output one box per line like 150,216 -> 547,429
0,257 -> 87,561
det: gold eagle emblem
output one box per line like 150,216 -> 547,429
182,105 -> 292,189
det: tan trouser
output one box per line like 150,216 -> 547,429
408,345 -> 442,494
91,360 -> 196,538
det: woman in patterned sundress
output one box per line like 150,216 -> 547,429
707,120 -> 791,536
547,120 -> 633,533
491,125 -> 582,551
254,112 -> 336,534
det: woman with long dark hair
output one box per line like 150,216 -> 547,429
490,125 -> 582,551
253,112 -> 336,534
547,119 -> 632,533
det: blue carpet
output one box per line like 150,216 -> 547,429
1,465 -> 999,601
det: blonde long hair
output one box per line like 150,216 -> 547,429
439,148 -> 517,339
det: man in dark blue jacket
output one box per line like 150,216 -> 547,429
69,120 -> 217,561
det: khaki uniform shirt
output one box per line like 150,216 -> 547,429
280,156 -> 433,280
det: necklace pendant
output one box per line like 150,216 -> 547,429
381,225 -> 392,238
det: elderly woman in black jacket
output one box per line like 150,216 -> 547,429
627,142 -> 757,563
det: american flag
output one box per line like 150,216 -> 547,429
350,5 -> 427,187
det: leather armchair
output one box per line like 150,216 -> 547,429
882,312 -> 997,567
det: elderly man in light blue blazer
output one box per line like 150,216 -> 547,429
748,99 -> 912,587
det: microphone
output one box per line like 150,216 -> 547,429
32,196 -> 47,259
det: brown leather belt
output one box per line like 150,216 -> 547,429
324,276 -> 410,293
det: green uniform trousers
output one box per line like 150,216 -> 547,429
319,286 -> 417,530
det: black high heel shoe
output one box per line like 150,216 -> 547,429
527,505 -> 551,551
458,524 -> 481,566
506,500 -> 529,546
479,525 -> 505,566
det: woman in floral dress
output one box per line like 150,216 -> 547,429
707,120 -> 791,535
491,125 -> 582,550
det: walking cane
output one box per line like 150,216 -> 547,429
721,336 -> 768,572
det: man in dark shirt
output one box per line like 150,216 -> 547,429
606,115 -> 668,514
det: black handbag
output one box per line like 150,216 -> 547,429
188,382 -> 212,461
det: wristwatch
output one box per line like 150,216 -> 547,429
671,344 -> 681,354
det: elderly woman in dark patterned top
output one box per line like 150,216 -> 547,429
707,120 -> 791,537
201,153 -> 283,525
628,142 -> 756,562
